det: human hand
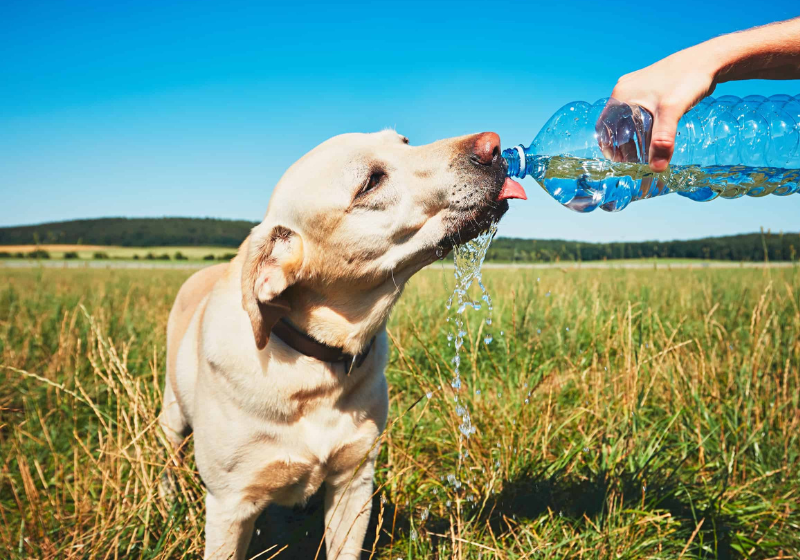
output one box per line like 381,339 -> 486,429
602,18 -> 800,172
608,46 -> 719,172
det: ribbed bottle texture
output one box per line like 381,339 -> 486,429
502,94 -> 800,213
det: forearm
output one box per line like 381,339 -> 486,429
608,17 -> 800,170
703,17 -> 800,84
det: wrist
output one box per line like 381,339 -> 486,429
687,35 -> 734,86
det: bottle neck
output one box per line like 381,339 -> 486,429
502,145 -> 546,180
501,145 -> 526,178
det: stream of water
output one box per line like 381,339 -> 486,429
408,223 -> 501,544
446,221 -> 498,439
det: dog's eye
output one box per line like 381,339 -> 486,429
361,171 -> 386,195
401,137 -> 409,145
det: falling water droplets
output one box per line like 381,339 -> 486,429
429,222 -> 500,519
445,222 -> 498,441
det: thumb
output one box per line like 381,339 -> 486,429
648,105 -> 683,173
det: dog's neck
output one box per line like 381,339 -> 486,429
282,279 -> 404,356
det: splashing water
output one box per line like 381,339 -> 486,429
445,222 -> 498,439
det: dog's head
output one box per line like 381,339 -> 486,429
241,130 -> 525,351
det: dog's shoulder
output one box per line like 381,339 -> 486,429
174,263 -> 230,314
167,262 -> 231,387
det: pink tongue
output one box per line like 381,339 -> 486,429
497,177 -> 527,201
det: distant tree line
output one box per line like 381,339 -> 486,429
0,250 -> 238,262
1,218 -> 797,262
0,250 -> 53,259
487,232 -> 800,262
0,217 -> 257,247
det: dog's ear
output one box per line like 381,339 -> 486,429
241,224 -> 304,350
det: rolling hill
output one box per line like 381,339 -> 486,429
0,217 -> 256,248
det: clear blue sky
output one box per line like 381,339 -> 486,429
1,0 -> 798,242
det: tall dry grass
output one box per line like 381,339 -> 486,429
1,265 -> 798,559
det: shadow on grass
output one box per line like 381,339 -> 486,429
244,456 -> 744,559
483,460 -> 735,560
245,488 -> 411,560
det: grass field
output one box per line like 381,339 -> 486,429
1,264 -> 798,559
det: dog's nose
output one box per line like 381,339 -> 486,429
471,132 -> 501,166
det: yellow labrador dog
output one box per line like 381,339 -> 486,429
160,130 -> 526,559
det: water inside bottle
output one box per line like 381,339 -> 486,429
516,154 -> 800,213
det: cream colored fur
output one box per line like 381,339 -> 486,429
160,130 -> 508,559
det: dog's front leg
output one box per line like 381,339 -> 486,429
204,492 -> 259,560
324,460 -> 376,560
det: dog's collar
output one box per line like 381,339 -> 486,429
270,318 -> 375,374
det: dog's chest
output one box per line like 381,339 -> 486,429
197,317 -> 388,508
241,406 -> 378,507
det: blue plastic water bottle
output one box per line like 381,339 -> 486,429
502,94 -> 800,212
